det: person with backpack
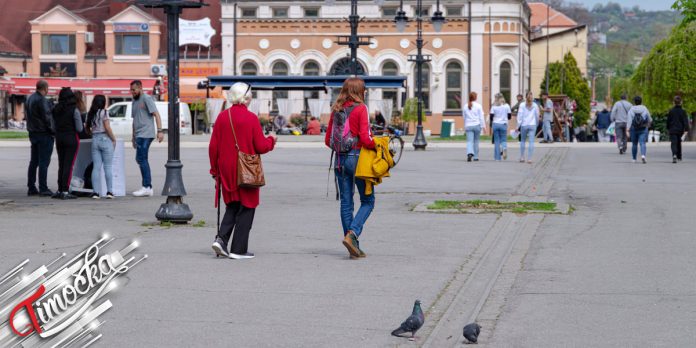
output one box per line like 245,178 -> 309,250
86,95 -> 116,199
627,96 -> 653,164
611,94 -> 632,154
463,92 -> 486,162
666,95 -> 690,163
325,77 -> 375,259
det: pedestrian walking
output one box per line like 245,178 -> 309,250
463,92 -> 486,162
325,77 -> 376,259
490,93 -> 511,161
52,87 -> 83,200
611,94 -> 632,154
86,95 -> 116,199
26,80 -> 55,197
209,82 -> 276,260
627,96 -> 652,164
666,95 -> 690,163
511,94 -> 523,116
517,91 -> 540,163
540,92 -> 554,143
594,108 -> 612,142
129,80 -> 164,197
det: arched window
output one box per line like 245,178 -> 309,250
241,61 -> 258,76
499,61 -> 512,105
272,61 -> 289,112
446,61 -> 463,110
382,61 -> 399,111
413,63 -> 430,110
304,61 -> 321,98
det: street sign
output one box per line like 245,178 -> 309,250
179,18 -> 215,47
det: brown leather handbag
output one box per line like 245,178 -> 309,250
228,110 -> 265,188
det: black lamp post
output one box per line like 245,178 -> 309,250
140,0 -> 206,223
332,0 -> 386,76
395,0 -> 445,150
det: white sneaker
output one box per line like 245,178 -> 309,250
229,252 -> 255,260
641,156 -> 646,164
132,187 -> 154,197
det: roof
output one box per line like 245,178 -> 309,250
0,0 -> 221,57
528,2 -> 577,29
531,24 -> 587,41
205,76 -> 407,91
0,34 -> 28,56
29,5 -> 92,25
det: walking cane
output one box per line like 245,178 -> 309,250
216,176 -> 221,237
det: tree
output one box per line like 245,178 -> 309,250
400,98 -> 426,134
632,22 -> 696,139
673,0 -> 696,27
540,52 -> 592,126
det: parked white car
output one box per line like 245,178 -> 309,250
107,101 -> 193,138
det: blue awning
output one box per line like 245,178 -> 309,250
202,75 -> 406,91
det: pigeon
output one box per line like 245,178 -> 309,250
463,323 -> 482,344
391,300 -> 424,339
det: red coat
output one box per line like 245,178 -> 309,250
324,101 -> 376,150
306,119 -> 322,135
209,104 -> 275,208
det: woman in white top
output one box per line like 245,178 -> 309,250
462,92 -> 486,162
516,91 -> 540,163
490,93 -> 512,161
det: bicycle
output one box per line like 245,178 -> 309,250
371,124 -> 404,166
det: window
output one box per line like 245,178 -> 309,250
272,61 -> 289,112
417,7 -> 429,17
382,61 -> 399,111
109,104 -> 127,119
413,63 -> 430,110
272,7 -> 288,18
446,62 -> 463,110
241,8 -> 257,18
382,7 -> 398,16
382,61 -> 399,76
241,61 -> 258,76
499,61 -> 512,106
41,34 -> 76,55
303,61 -> 320,98
446,6 -> 462,16
304,7 -> 319,18
115,34 -> 149,55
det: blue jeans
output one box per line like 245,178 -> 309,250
520,125 -> 536,160
492,123 -> 507,160
135,137 -> 153,188
92,133 -> 114,195
630,127 -> 648,160
466,125 -> 482,159
28,133 -> 54,192
335,150 -> 375,237
542,120 -> 553,141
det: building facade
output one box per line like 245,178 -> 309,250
221,0 -> 532,134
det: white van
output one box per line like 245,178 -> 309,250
106,101 -> 193,138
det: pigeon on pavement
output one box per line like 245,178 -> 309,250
463,323 -> 481,344
391,300 -> 424,339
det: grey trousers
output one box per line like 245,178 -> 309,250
615,122 -> 627,151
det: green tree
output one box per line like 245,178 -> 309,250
673,0 -> 696,27
540,52 -> 592,126
632,22 -> 696,139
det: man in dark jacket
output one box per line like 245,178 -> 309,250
666,95 -> 690,163
26,80 -> 54,196
595,108 -> 612,142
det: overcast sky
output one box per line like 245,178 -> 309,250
571,0 -> 675,11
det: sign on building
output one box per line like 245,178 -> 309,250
114,23 -> 150,33
179,18 -> 216,47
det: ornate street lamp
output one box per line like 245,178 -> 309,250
139,0 -> 207,223
330,0 -> 388,76
395,0 -> 445,150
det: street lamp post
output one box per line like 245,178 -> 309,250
333,0 -> 375,76
395,0 -> 445,150
140,0 -> 206,223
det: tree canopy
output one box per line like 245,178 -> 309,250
540,52 -> 592,126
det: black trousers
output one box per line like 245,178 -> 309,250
670,134 -> 683,159
28,133 -> 54,192
217,201 -> 256,255
55,132 -> 79,192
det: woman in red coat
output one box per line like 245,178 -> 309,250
325,77 -> 376,259
209,82 -> 276,259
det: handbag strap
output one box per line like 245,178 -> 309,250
227,109 -> 240,151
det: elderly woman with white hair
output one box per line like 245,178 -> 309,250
209,82 -> 277,259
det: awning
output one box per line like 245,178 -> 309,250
9,77 -> 161,96
0,78 -> 14,92
204,75 -> 406,91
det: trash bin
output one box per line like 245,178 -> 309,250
441,119 -> 455,138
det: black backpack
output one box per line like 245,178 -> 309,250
632,112 -> 647,129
